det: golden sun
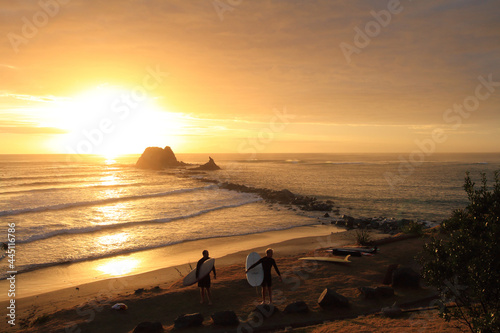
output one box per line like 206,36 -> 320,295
50,86 -> 185,156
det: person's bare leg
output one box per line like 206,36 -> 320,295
268,287 -> 273,304
261,287 -> 267,304
200,288 -> 205,304
207,287 -> 212,305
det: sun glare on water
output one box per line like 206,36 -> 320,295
96,257 -> 140,277
95,233 -> 140,276
49,85 -> 186,156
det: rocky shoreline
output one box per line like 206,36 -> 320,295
196,177 -> 439,235
325,215 -> 438,235
218,181 -> 335,211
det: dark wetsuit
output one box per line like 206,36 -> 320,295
248,257 -> 281,287
196,257 -> 216,288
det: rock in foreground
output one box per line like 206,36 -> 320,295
174,313 -> 203,329
284,301 -> 309,313
211,311 -> 239,326
133,321 -> 164,333
318,288 -> 349,308
391,267 -> 420,289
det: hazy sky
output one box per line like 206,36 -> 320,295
1,0 -> 499,155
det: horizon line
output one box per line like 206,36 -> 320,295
1,152 -> 499,156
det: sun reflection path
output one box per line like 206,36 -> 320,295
96,257 -> 140,276
93,171 -> 129,225
94,233 -> 141,276
97,232 -> 130,245
94,203 -> 128,225
99,174 -> 118,186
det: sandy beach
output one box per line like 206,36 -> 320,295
1,226 -> 467,332
2,0 -> 498,330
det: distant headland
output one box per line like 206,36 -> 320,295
135,146 -> 221,171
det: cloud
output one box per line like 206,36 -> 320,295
0,64 -> 17,69
0,93 -> 66,103
0,126 -> 67,134
0,0 -> 498,153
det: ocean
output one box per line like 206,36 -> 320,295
1,153 -> 499,280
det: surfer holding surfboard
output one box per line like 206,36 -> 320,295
246,248 -> 282,304
196,250 -> 216,305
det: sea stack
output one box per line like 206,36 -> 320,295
136,146 -> 180,169
192,157 -> 221,171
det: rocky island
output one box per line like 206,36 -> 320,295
135,146 -> 220,170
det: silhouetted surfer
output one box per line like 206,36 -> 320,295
196,250 -> 216,305
246,248 -> 282,304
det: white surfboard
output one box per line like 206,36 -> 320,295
183,258 -> 215,286
246,252 -> 264,287
299,255 -> 351,263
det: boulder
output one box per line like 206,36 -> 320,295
278,189 -> 295,200
358,287 -> 379,300
136,146 -> 180,170
359,286 -> 395,300
308,202 -> 333,211
192,157 -> 221,171
174,313 -> 203,329
342,215 -> 355,223
318,288 -> 349,308
381,303 -> 403,318
211,311 -> 239,326
342,215 -> 355,228
354,219 -> 368,229
249,304 -> 279,320
284,301 -> 309,314
376,286 -> 395,298
382,264 -> 399,285
133,321 -> 164,333
392,267 -> 420,289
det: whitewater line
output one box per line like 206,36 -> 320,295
0,185 -> 218,217
17,196 -> 262,244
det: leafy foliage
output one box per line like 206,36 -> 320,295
401,221 -> 425,236
421,171 -> 500,332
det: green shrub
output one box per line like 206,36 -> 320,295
401,221 -> 424,236
421,171 -> 500,333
